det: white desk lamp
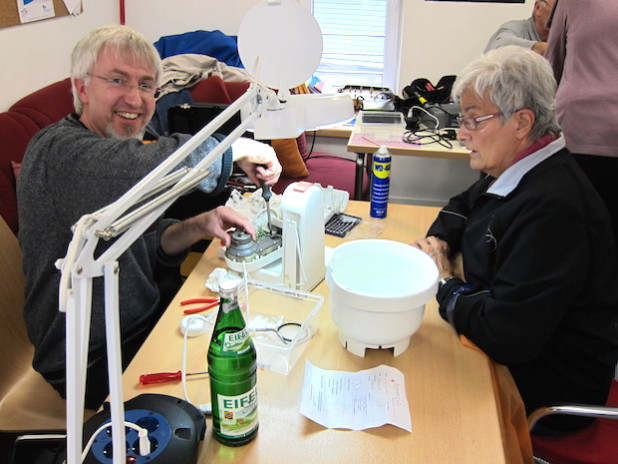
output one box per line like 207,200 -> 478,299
56,1 -> 353,463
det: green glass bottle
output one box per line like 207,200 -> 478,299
207,279 -> 259,446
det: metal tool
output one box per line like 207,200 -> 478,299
180,298 -> 219,314
261,182 -> 273,236
139,370 -> 208,385
325,213 -> 362,237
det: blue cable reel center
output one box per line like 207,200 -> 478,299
89,409 -> 169,462
81,394 -> 206,464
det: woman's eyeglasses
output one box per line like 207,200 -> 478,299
458,112 -> 503,130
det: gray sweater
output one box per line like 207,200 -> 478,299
17,114 -> 233,375
484,16 -> 540,53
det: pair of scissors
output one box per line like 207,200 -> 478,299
180,298 -> 219,314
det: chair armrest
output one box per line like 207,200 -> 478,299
528,404 -> 618,431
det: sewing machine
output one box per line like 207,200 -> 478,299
225,182 -> 326,292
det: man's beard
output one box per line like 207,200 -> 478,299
105,122 -> 146,140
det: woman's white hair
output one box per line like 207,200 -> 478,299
452,45 -> 560,140
70,24 -> 162,114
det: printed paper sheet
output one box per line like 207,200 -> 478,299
299,361 -> 412,431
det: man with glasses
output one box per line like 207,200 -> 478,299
17,25 -> 281,409
484,0 -> 554,56
413,46 -> 618,436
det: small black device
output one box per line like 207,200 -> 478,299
168,102 -> 243,137
419,103 -> 460,130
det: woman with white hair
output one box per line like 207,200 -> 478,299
414,46 -> 618,435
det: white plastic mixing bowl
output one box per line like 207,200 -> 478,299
326,239 -> 439,356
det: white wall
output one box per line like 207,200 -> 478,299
393,0 -> 533,205
125,0 -> 271,42
0,1 -> 118,111
0,0 -> 534,205
399,0 -> 531,93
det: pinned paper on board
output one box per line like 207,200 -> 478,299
63,0 -> 81,15
17,0 -> 54,23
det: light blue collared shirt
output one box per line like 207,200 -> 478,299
487,135 -> 566,198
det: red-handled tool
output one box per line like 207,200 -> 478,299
139,370 -> 208,385
180,297 -> 218,314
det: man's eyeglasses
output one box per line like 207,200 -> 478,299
87,73 -> 160,98
459,112 -> 503,131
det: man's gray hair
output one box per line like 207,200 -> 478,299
70,24 -> 162,114
452,45 -> 560,140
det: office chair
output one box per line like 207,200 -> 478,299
0,214 -> 69,433
0,215 -> 96,462
528,378 -> 618,464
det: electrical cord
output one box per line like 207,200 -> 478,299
407,104 -> 459,131
303,153 -> 356,163
304,125 -> 358,164
403,129 -> 456,149
404,105 -> 460,148
409,105 -> 440,129
81,421 -> 150,461
305,130 -> 317,160
180,314 -> 214,414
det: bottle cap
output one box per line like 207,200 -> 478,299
219,279 -> 240,295
377,145 -> 389,155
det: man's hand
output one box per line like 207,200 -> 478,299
232,138 -> 282,186
161,206 -> 256,255
532,41 -> 548,55
412,236 -> 454,279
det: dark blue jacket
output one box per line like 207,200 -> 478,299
429,143 -> 618,431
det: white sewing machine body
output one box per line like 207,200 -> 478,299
225,182 -> 326,292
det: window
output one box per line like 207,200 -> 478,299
312,0 -> 401,91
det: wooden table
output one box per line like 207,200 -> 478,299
122,202 -> 512,463
347,125 -> 470,200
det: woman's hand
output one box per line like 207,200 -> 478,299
412,236 -> 454,279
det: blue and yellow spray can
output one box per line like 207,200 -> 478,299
370,145 -> 391,219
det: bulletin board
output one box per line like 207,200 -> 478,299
0,0 -> 73,30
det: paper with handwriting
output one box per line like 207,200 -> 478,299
299,360 -> 412,432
